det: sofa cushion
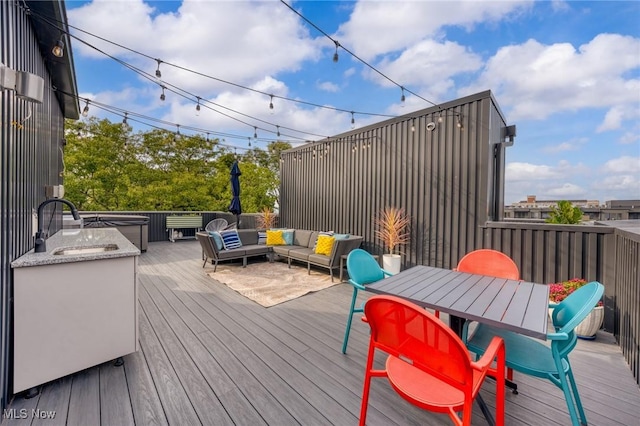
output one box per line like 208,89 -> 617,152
272,245 -> 294,256
238,229 -> 258,245
243,244 -> 271,256
288,247 -> 314,261
308,253 -> 332,267
216,248 -> 246,259
257,231 -> 267,245
312,231 -> 334,250
293,230 -> 313,247
220,229 -> 242,250
266,229 -> 286,245
334,233 -> 350,240
315,235 -> 335,256
283,229 -> 295,245
208,231 -> 224,250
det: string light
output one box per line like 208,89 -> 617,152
155,59 -> 162,78
122,112 -> 128,129
52,36 -> 64,58
400,87 -> 406,104
351,112 -> 355,129
81,100 -> 89,117
269,95 -> 274,111
175,124 -> 181,140
196,97 -> 201,115
333,40 -> 340,63
438,111 -> 443,123
206,132 -> 210,142
248,136 -> 252,147
457,114 -> 463,129
253,126 -> 258,139
276,125 -> 281,137
411,118 -> 415,132
160,86 -> 166,101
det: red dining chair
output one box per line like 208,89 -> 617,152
455,249 -> 520,280
453,249 -> 520,390
359,295 -> 506,426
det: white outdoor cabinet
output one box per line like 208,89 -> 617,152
11,229 -> 139,394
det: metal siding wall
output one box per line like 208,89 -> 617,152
1,1 -> 66,409
280,91 -> 502,271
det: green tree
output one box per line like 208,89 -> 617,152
546,200 -> 583,224
63,118 -> 289,213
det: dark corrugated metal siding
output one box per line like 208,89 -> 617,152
280,91 -> 509,270
1,0 -> 76,409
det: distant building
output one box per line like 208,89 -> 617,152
505,195 -> 640,221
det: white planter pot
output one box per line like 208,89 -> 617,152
575,305 -> 604,339
549,305 -> 604,340
382,254 -> 401,275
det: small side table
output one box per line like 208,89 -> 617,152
340,254 -> 380,282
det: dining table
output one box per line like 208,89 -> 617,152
364,264 -> 550,425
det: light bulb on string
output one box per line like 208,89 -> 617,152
411,118 -> 415,132
205,132 -> 210,142
195,97 -> 201,116
253,126 -> 258,139
276,125 -> 281,137
438,111 -> 443,123
81,100 -> 89,117
350,112 -> 355,129
248,136 -> 252,148
175,124 -> 181,141
333,40 -> 340,63
269,95 -> 274,113
52,36 -> 64,58
122,112 -> 128,130
160,86 -> 166,101
155,59 -> 162,78
400,87 -> 406,106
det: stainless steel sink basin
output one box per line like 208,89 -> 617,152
53,244 -> 118,255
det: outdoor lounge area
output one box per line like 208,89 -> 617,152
3,239 -> 639,425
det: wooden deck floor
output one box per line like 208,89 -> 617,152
4,240 -> 640,425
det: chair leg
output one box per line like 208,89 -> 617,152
557,361 -> 584,426
566,366 -> 588,425
202,257 -> 207,268
342,288 -> 359,354
214,259 -> 218,272
358,342 -> 376,426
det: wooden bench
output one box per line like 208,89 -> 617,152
166,215 -> 203,242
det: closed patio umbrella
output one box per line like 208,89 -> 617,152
228,161 -> 242,226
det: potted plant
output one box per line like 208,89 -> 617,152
374,206 -> 410,274
256,207 -> 276,230
549,278 -> 604,339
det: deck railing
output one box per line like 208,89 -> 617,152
76,211 -> 640,385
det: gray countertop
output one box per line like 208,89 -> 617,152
11,228 -> 140,268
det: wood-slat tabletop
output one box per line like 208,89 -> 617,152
366,265 -> 550,339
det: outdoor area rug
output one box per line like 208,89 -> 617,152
207,260 -> 337,307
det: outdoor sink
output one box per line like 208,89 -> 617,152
52,244 -> 119,255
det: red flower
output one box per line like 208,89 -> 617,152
548,278 -> 603,306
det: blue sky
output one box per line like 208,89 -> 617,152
66,0 -> 640,205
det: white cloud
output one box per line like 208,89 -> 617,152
542,138 -> 587,153
68,0 -> 320,95
317,81 -> 340,93
546,183 -> 586,198
460,34 -> 640,121
602,156 -> 640,174
506,162 -> 562,181
619,132 -> 640,145
337,0 -> 531,61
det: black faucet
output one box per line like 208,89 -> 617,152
34,199 -> 81,253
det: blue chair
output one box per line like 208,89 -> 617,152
342,249 -> 392,354
463,281 -> 604,426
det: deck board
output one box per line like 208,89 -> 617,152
3,240 -> 640,425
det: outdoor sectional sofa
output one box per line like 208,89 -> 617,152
196,229 -> 363,282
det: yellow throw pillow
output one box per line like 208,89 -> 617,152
266,229 -> 285,245
315,235 -> 335,255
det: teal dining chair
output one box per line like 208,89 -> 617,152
463,280 -> 604,426
342,249 -> 392,354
